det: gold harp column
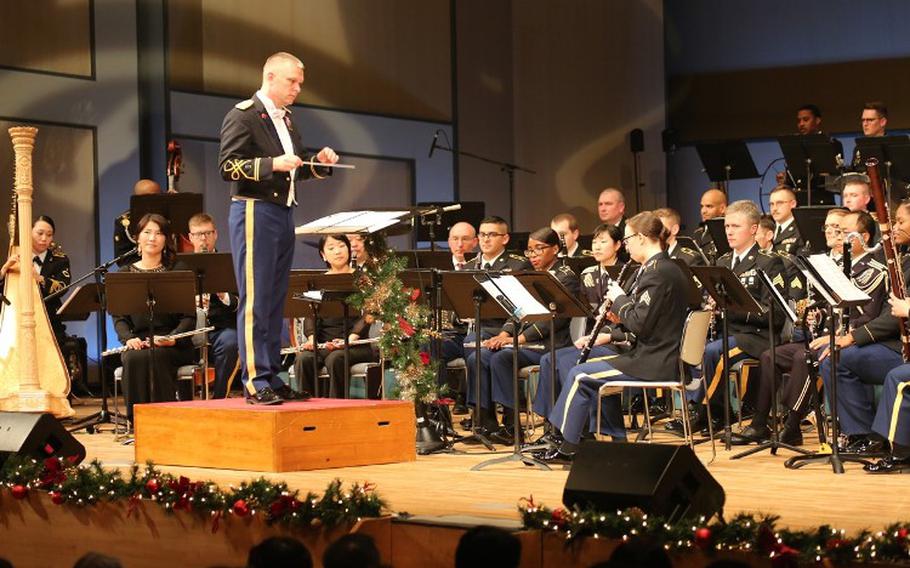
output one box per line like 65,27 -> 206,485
9,127 -> 44,402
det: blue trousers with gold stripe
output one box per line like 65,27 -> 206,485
533,344 -> 613,419
210,327 -> 241,399
872,364 -> 910,446
464,331 -> 494,407
702,337 -> 752,407
491,347 -> 544,410
820,343 -> 901,436
229,199 -> 295,394
548,358 -> 629,443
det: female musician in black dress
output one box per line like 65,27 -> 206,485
113,213 -> 195,422
0,215 -> 71,346
293,235 -> 374,397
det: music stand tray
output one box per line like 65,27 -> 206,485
705,218 -> 732,257
399,250 -> 455,270
130,193 -> 203,236
792,206 -> 834,255
694,140 -> 759,183
174,253 -> 238,294
57,283 -> 101,322
105,271 -> 196,316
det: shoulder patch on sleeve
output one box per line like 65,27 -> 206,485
234,99 -> 254,110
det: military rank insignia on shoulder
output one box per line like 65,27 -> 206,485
679,246 -> 698,257
235,99 -> 254,110
507,253 -> 526,262
555,264 -> 574,275
758,249 -> 777,258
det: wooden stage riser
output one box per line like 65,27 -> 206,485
135,400 -> 416,472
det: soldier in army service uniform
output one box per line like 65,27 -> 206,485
219,51 -> 339,405
692,188 -> 727,264
655,207 -> 703,267
769,186 -> 804,255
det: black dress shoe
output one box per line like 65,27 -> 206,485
490,427 -> 523,446
532,446 -> 575,464
452,403 -> 469,415
731,424 -> 771,445
459,417 -> 473,431
863,454 -> 910,474
274,385 -> 312,401
842,436 -> 887,457
246,386 -> 283,405
779,424 -> 803,446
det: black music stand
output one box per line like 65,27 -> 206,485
466,272 -> 553,471
130,193 -> 204,236
399,250 -> 454,270
676,235 -> 710,265
792,206 -> 834,255
439,270 -> 509,452
285,271 -> 358,398
694,140 -> 759,192
105,270 -> 196,423
855,135 -> 910,200
705,218 -> 732,258
512,271 -> 592,450
785,254 -> 871,474
175,252 -> 237,399
563,256 -> 597,276
52,245 -> 141,434
778,134 -> 841,205
57,283 -> 127,432
732,269 -> 812,460
690,265 -> 764,450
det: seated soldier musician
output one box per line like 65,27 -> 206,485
483,227 -> 580,445
532,223 -> 630,421
668,200 -> 786,434
293,234 -> 374,398
539,211 -> 690,462
463,216 -> 532,435
113,214 -> 195,424
176,213 -> 241,399
0,215 -> 71,348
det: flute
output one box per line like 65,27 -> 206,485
462,342 -> 546,351
102,327 -> 214,357
280,337 -> 378,355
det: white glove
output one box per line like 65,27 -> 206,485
606,281 -> 624,303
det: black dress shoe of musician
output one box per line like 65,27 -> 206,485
246,386 -> 284,405
274,385 -> 312,401
779,423 -> 804,446
533,446 -> 575,465
490,426 -> 523,446
459,417 -> 473,431
863,454 -> 910,474
731,425 -> 771,445
453,402 -> 470,415
842,436 -> 887,458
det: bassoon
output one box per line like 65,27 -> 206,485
866,157 -> 910,361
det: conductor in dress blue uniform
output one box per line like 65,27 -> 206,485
219,52 -> 339,405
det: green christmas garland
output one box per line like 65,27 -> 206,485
347,249 -> 439,404
520,497 -> 910,565
0,456 -> 384,531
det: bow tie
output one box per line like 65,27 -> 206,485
268,107 -> 286,121
33,255 -> 43,266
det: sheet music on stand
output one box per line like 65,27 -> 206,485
797,253 -> 871,307
758,269 -> 798,323
295,210 -> 410,235
476,274 -> 550,321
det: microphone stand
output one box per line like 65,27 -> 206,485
61,247 -> 138,434
429,137 -> 535,228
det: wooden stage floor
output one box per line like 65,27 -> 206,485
67,397 -> 909,534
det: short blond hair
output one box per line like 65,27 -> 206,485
726,200 -> 761,225
263,52 -> 304,73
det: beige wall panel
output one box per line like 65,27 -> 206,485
168,0 -> 452,121
0,0 -> 93,77
511,0 -> 666,233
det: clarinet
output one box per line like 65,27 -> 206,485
577,262 -> 632,365
867,157 -> 910,362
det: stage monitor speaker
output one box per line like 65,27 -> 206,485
415,201 -> 485,243
0,412 -> 86,468
563,442 -> 724,522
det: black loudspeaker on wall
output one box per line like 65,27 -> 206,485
0,412 -> 86,468
629,128 -> 644,153
563,442 -> 725,523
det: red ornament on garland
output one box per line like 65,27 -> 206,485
898,527 -> 908,539
232,499 -> 250,517
694,527 -> 712,549
50,491 -> 64,505
419,351 -> 431,365
11,484 -> 28,500
397,316 -> 415,338
145,479 -> 160,494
